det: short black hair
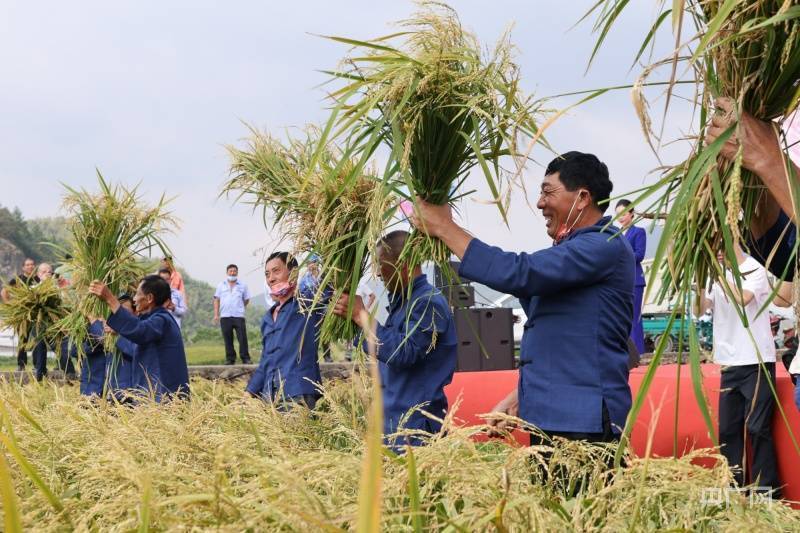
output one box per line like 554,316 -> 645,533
226,264 -> 238,271
616,198 -> 632,212
157,267 -> 171,275
377,230 -> 409,260
545,151 -> 612,212
139,275 -> 172,306
266,252 -> 298,270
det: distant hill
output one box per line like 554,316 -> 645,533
0,204 -> 71,282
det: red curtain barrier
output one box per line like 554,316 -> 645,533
444,364 -> 800,503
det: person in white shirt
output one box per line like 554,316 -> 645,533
702,243 -> 781,497
213,264 -> 252,365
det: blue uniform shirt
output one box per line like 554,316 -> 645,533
750,210 -> 796,281
80,320 -> 108,397
246,294 -> 322,401
108,336 -> 137,395
366,275 -> 457,442
624,225 -> 647,287
459,216 -> 634,434
107,306 -> 190,399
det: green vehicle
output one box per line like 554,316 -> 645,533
642,313 -> 713,353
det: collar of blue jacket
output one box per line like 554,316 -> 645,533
458,215 -> 634,435
245,294 -> 322,401
371,274 -> 457,444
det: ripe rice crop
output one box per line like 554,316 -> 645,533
0,376 -> 796,531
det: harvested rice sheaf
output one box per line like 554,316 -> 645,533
226,127 -> 393,347
53,171 -> 175,357
0,278 -> 66,350
321,1 -> 544,273
0,376 -> 796,531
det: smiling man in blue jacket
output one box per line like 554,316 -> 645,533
412,151 -> 634,445
333,230 -> 457,447
246,251 -> 322,409
89,275 -> 190,400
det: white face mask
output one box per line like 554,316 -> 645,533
227,275 -> 238,282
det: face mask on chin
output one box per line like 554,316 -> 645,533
553,191 -> 587,244
227,275 -> 237,282
270,281 -> 295,298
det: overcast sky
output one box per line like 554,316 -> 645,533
0,1 -> 694,293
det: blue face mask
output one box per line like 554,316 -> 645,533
227,275 -> 237,282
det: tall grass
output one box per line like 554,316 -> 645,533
0,377 -> 796,530
319,1 -> 544,273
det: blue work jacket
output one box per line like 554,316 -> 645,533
750,210 -> 796,281
107,306 -> 190,399
246,294 -> 322,401
107,336 -> 137,395
459,216 -> 634,434
367,275 -> 457,442
624,225 -> 647,287
80,320 -> 108,397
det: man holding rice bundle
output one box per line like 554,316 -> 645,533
332,230 -> 457,447
246,251 -> 322,409
88,274 -> 190,400
412,151 -> 634,445
707,97 -> 800,412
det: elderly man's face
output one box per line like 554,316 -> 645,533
265,258 -> 290,290
536,172 -> 589,239
37,264 -> 53,280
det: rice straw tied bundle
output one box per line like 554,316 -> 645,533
225,126 -> 393,347
0,278 -> 66,351
54,171 -> 176,356
319,1 -> 544,276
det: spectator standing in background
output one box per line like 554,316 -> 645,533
701,244 -> 781,498
30,263 -> 55,381
616,199 -> 647,354
160,257 -> 186,302
298,254 -> 322,295
158,268 -> 187,328
213,264 -> 251,364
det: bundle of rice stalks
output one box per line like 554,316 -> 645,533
0,278 -> 66,350
584,1 -> 800,447
225,127 -> 393,346
0,376 -> 797,531
54,171 -> 175,355
321,1 -> 543,272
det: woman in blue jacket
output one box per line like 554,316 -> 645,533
616,199 -> 647,354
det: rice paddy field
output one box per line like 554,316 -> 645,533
0,374 -> 797,532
